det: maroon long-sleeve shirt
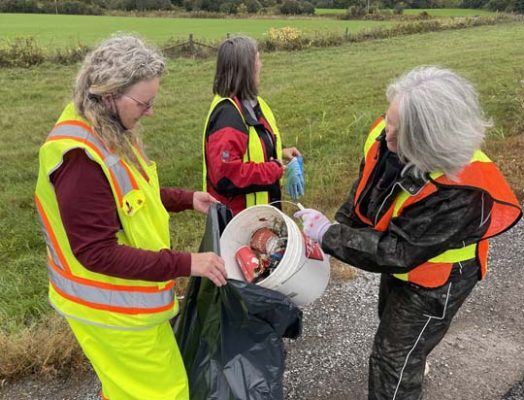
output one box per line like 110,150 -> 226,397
50,149 -> 193,282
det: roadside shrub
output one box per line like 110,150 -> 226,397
261,27 -> 308,50
50,43 -> 90,65
0,37 -> 45,68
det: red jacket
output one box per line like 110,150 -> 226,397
204,97 -> 283,215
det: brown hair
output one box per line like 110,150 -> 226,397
213,36 -> 258,101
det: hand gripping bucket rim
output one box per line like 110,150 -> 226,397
220,205 -> 330,306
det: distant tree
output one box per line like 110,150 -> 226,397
411,0 -> 433,8
394,1 -> 406,13
486,0 -> 510,10
244,0 -> 263,12
219,1 -> 238,12
0,0 -> 40,13
301,0 -> 315,13
459,0 -> 489,8
182,0 -> 194,10
280,0 -> 302,13
515,0 -> 524,12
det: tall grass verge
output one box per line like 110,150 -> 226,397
0,315 -> 88,379
1,14 -> 522,67
259,14 -> 523,51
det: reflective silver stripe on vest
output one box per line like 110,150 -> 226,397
49,125 -> 136,197
47,264 -> 175,311
36,211 -> 64,271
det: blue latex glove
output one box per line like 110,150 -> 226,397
285,156 -> 305,200
294,208 -> 332,244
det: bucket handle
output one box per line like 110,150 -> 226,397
268,200 -> 304,213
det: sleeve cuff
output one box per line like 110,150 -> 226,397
173,251 -> 192,278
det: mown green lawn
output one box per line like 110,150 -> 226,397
0,13 -> 393,47
1,22 -> 523,336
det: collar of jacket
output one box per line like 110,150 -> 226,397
233,96 -> 264,127
397,164 -> 429,196
377,133 -> 429,196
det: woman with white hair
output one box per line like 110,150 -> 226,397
35,34 -> 227,399
295,66 -> 521,399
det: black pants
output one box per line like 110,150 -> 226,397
368,260 -> 480,400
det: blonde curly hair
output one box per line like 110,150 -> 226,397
73,34 -> 165,167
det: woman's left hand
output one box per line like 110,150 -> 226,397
282,147 -> 301,161
294,208 -> 332,244
193,192 -> 220,214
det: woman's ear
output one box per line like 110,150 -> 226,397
102,94 -> 115,113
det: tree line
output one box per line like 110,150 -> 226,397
0,0 -> 522,14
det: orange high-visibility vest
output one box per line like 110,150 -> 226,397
353,116 -> 522,288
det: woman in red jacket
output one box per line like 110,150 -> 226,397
203,35 -> 304,215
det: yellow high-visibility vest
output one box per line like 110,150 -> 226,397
35,102 -> 178,329
202,95 -> 282,207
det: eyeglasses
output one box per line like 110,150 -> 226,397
122,94 -> 155,111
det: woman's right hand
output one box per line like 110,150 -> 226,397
190,252 -> 228,287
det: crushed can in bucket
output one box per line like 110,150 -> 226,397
235,246 -> 260,283
250,227 -> 280,254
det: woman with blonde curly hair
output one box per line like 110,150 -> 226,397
35,34 -> 227,399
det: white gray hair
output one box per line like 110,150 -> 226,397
386,66 -> 492,179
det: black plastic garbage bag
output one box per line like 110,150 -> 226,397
174,204 -> 302,400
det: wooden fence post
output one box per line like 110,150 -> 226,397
189,33 -> 196,56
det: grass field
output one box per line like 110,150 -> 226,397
0,13 -> 393,47
316,7 -> 497,16
1,20 -> 523,377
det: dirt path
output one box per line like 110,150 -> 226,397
1,212 -> 523,400
283,209 -> 524,400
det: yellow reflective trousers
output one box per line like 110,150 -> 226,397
67,318 -> 189,400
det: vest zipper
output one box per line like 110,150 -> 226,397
374,182 -> 401,226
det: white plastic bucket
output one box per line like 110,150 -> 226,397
220,205 -> 330,306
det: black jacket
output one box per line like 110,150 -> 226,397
321,133 -> 491,275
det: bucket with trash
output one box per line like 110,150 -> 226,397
220,205 -> 330,306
